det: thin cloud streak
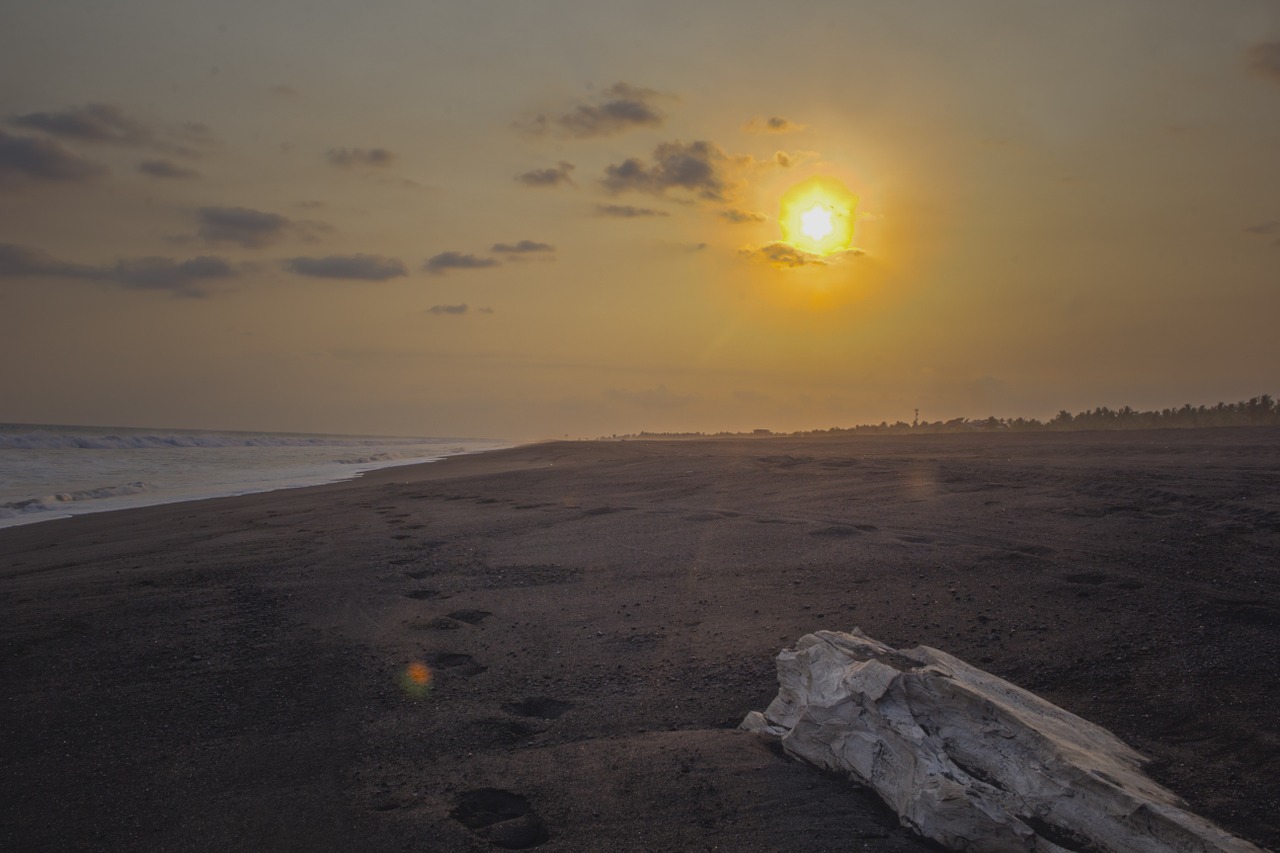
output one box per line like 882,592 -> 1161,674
0,130 -> 106,186
424,251 -> 499,274
0,242 -> 236,297
285,254 -> 407,280
516,161 -> 575,187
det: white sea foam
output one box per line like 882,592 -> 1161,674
0,423 -> 508,529
0,429 -> 438,450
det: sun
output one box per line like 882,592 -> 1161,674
800,205 -> 834,242
779,176 -> 858,256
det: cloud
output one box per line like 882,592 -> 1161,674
740,242 -> 865,269
11,103 -> 151,145
0,129 -> 106,187
1247,41 -> 1280,81
8,103 -> 215,158
271,84 -> 301,98
138,158 -> 200,179
491,240 -> 554,254
0,243 -> 99,278
720,208 -> 766,224
596,203 -> 669,218
285,254 -> 407,280
1244,220 -> 1280,245
0,242 -> 235,297
197,206 -> 291,248
516,161 -> 575,187
326,147 -> 394,168
525,82 -> 665,138
602,140 -> 727,201
424,251 -> 500,274
426,303 -> 469,315
110,256 -> 236,296
746,116 -> 806,134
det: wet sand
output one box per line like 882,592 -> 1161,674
2,429 -> 1278,851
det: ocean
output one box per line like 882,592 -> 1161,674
0,423 -> 508,529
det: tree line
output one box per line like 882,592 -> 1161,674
615,394 -> 1279,439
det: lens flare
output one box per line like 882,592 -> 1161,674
401,660 -> 433,697
779,176 -> 858,256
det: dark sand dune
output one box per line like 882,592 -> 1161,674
2,429 -> 1278,851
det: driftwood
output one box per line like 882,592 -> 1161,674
742,630 -> 1264,853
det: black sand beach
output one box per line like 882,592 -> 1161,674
2,429 -> 1278,851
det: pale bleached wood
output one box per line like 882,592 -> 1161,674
743,630 -> 1265,853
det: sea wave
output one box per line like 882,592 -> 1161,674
0,481 -> 155,518
0,430 -> 433,450
336,451 -> 403,464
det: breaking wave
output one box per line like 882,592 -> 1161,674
0,429 -> 433,451
0,481 -> 155,519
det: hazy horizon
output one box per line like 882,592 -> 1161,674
3,2 -> 1279,441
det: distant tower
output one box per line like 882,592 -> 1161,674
913,408 -> 919,428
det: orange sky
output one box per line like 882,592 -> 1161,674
2,2 -> 1279,439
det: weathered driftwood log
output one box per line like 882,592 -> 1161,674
742,630 -> 1264,853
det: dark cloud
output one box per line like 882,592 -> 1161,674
741,242 -> 865,269
0,242 -> 235,297
746,116 -> 806,134
285,254 -> 407,280
426,304 -> 469,315
602,140 -> 727,201
1244,220 -> 1280,245
1247,41 -> 1280,81
491,240 -> 554,254
516,161 -> 575,187
197,206 -> 291,248
596,204 -> 669,218
745,243 -> 823,268
528,82 -> 665,138
720,209 -> 766,224
326,147 -> 394,168
138,159 -> 200,179
424,251 -> 500,275
9,103 -> 215,158
0,129 -> 106,186
0,243 -> 99,278
110,256 -> 235,296
11,103 -> 150,145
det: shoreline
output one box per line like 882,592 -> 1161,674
3,430 -> 1277,850
0,439 -> 516,532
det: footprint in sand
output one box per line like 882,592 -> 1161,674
405,588 -> 449,600
809,525 -> 861,537
447,609 -> 492,625
427,651 -> 487,677
450,788 -> 548,849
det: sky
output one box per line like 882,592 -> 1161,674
1,1 -> 1278,440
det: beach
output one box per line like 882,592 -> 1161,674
2,429 -> 1277,851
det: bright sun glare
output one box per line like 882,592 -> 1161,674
779,176 -> 858,256
800,205 -> 834,241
